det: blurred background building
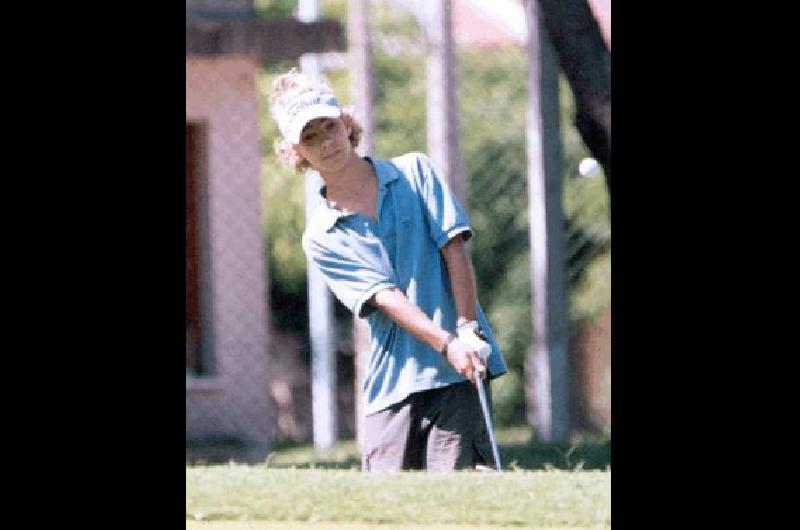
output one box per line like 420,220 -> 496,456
185,0 -> 345,461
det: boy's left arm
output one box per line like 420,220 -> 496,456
441,234 -> 478,326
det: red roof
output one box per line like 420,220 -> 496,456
452,0 -> 525,48
451,0 -> 610,50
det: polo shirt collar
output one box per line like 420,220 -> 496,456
316,198 -> 341,232
370,157 -> 399,188
316,157 -> 398,231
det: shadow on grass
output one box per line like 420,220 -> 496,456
499,439 -> 610,470
187,437 -> 610,471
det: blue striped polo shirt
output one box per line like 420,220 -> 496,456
302,152 -> 508,415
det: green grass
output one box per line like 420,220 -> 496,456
186,521 -> 608,530
186,467 -> 610,528
187,428 -> 610,528
188,427 -> 611,472
187,428 -> 610,527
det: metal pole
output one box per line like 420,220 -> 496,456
299,0 -> 337,450
524,0 -> 570,443
348,0 -> 374,450
424,0 -> 467,208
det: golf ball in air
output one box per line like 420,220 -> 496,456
578,157 -> 600,177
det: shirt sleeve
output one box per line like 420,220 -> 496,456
302,230 -> 398,319
413,153 -> 473,249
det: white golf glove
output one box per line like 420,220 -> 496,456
457,320 -> 491,377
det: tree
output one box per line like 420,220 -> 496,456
537,0 -> 611,193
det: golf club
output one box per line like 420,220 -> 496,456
475,364 -> 502,471
459,324 -> 502,471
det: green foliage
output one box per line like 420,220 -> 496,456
570,251 -> 611,322
253,0 -> 295,18
484,254 -> 531,425
370,4 -> 428,156
560,76 -> 611,323
372,52 -> 427,156
321,0 -> 347,21
458,51 -> 611,428
491,367 -> 526,426
257,71 -> 307,331
372,1 -> 426,45
257,61 -> 353,331
456,47 -> 530,427
253,1 -> 347,23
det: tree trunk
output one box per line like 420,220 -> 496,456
537,0 -> 611,193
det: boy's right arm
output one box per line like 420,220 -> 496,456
369,287 -> 486,383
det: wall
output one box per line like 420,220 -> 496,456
186,56 -> 272,461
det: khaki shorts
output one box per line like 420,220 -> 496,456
362,381 -> 496,471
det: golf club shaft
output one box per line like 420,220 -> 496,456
475,369 -> 501,471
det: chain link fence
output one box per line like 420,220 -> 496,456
186,0 -> 610,462
186,57 -> 274,462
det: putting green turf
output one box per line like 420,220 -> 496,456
187,467 -> 610,528
186,521 -> 600,530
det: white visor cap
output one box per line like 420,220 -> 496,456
277,90 -> 342,145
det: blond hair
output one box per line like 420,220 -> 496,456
270,69 -> 364,172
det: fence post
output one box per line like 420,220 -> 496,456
524,0 -> 571,443
423,0 -> 467,208
348,0 -> 374,451
299,0 -> 337,451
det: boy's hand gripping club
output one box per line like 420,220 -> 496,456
457,321 -> 502,472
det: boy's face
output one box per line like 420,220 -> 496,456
295,117 -> 353,173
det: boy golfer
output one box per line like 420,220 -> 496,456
270,70 -> 507,471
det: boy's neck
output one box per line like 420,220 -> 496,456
320,154 -> 374,196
